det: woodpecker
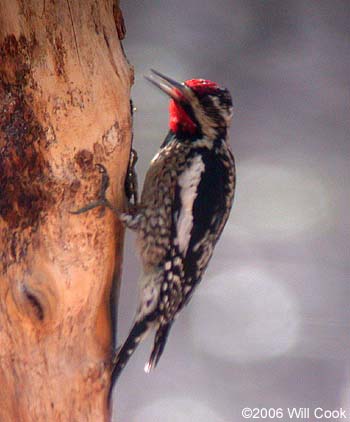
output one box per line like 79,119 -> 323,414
72,70 -> 236,380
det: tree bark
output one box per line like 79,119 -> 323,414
0,0 -> 132,420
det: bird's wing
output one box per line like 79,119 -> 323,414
172,148 -> 234,297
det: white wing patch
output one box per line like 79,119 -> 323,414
176,155 -> 205,255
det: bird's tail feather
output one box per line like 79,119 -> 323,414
144,322 -> 173,374
112,319 -> 150,382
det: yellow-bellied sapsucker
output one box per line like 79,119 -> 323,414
72,70 -> 236,381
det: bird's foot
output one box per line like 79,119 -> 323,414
70,164 -> 120,217
124,148 -> 139,207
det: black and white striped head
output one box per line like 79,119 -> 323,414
146,69 -> 233,140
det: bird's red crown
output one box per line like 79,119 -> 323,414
185,79 -> 220,93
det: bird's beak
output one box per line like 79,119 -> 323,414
145,69 -> 190,103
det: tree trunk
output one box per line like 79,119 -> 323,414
0,1 -> 132,420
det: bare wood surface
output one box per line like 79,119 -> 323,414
0,0 -> 132,420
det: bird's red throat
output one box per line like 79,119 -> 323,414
169,100 -> 196,135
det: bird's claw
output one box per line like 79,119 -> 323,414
125,148 -> 139,207
70,163 -> 118,216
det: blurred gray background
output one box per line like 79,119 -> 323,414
112,1 -> 350,421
